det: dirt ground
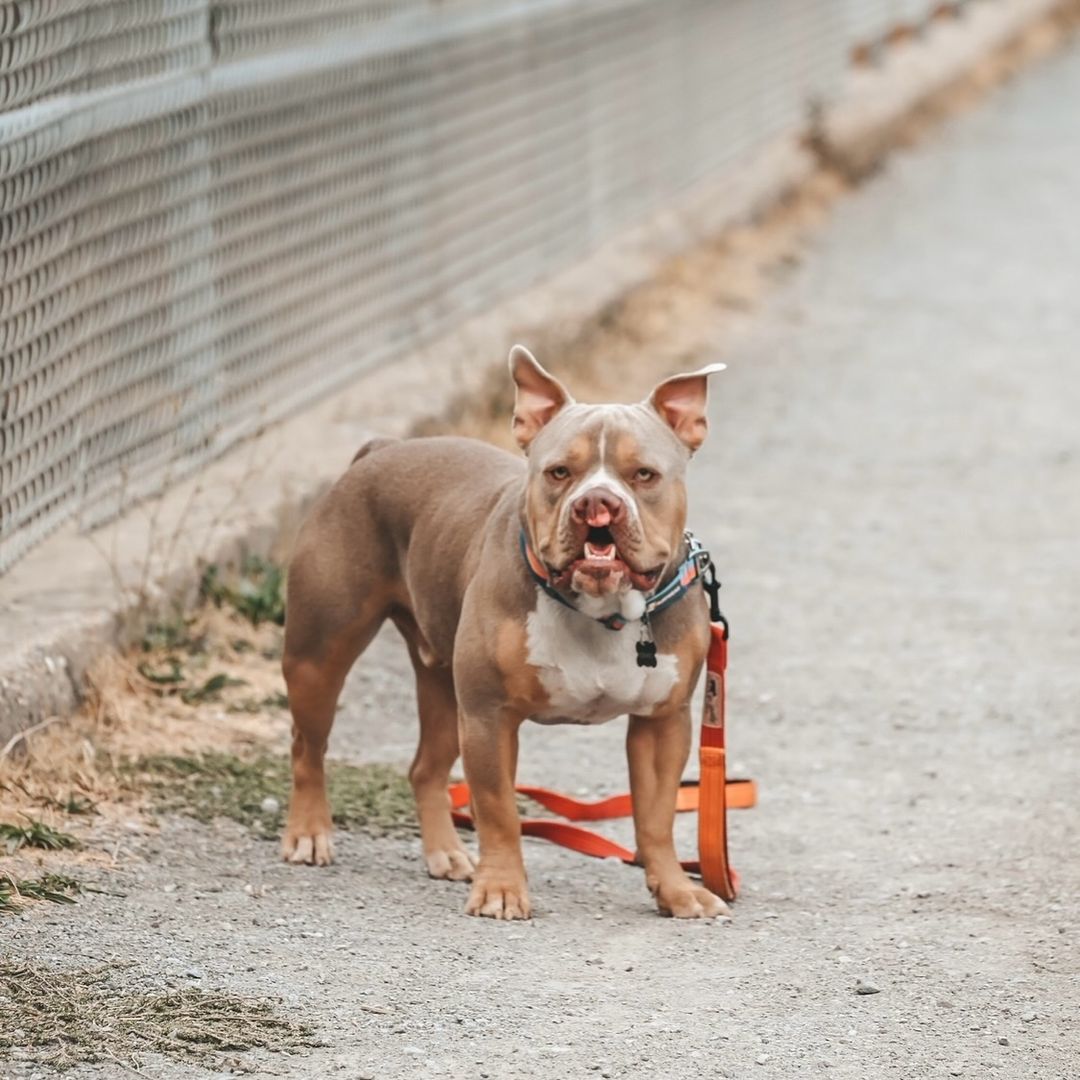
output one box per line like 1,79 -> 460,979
4,39 -> 1080,1080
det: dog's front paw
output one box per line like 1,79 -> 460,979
465,870 -> 532,920
649,873 -> 730,919
281,800 -> 334,866
281,828 -> 334,866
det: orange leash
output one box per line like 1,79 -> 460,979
449,624 -> 755,900
696,623 -> 741,900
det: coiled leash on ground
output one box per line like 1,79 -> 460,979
451,537 -> 756,902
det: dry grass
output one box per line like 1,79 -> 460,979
0,604 -> 291,835
0,558 -> 418,907
0,960 -> 317,1069
0,598 -> 294,923
0,572 -> 393,1070
0,558 -> 295,911
412,169 -> 848,446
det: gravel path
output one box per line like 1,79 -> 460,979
5,43 -> 1080,1080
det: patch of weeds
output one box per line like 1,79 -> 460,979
0,873 -> 82,913
141,614 -> 205,655
0,960 -> 318,1068
201,555 -> 286,627
0,779 -> 96,817
133,752 -> 416,839
137,657 -> 185,685
227,691 -> 289,714
0,820 -> 80,855
136,658 -> 247,706
179,673 -> 247,705
49,794 -> 97,816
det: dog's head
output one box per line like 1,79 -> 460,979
511,345 -> 724,609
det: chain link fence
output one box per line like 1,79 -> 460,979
1,0 -> 977,574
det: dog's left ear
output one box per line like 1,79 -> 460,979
646,362 -> 726,453
509,345 -> 574,451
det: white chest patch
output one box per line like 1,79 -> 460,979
525,593 -> 680,725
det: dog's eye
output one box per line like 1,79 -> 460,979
547,465 -> 571,482
634,467 -> 658,483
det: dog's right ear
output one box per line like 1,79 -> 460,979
509,345 -> 574,451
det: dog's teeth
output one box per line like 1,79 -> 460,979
584,542 -> 616,561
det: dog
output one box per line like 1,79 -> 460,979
281,346 -> 727,919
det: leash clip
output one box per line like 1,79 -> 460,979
681,531 -> 727,637
700,557 -> 727,637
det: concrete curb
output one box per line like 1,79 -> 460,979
819,0 -> 1067,177
0,0 -> 1070,744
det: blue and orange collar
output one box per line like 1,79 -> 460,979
519,529 -> 712,631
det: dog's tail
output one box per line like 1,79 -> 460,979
350,435 -> 399,465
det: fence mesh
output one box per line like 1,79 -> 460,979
1,0 -> 980,573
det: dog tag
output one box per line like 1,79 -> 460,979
635,640 -> 658,668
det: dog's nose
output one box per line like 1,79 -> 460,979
572,488 -> 624,527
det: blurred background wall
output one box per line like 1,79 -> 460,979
0,0 -> 972,574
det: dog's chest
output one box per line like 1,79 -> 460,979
524,596 -> 679,724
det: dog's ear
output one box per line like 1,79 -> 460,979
509,345 -> 574,451
646,362 -> 726,453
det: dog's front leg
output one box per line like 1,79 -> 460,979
460,711 -> 531,920
627,709 -> 729,919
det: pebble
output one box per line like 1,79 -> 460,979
998,1037 -> 1009,1046
755,1053 -> 769,1065
1021,1011 -> 1037,1023
854,979 -> 881,995
260,796 -> 281,815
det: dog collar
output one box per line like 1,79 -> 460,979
519,529 -> 715,632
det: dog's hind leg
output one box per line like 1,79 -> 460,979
281,562 -> 385,866
396,620 -> 475,882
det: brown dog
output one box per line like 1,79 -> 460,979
281,347 -> 727,919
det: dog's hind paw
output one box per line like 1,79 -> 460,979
650,874 -> 730,919
425,846 -> 475,881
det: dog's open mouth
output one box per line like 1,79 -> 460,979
552,526 -> 662,592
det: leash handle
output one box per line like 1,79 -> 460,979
696,622 -> 737,901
